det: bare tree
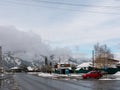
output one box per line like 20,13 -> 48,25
94,43 -> 114,68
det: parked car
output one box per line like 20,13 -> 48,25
82,71 -> 103,79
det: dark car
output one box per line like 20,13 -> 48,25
82,71 -> 103,79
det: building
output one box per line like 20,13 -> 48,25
76,62 -> 92,70
54,64 -> 72,74
95,58 -> 119,68
75,62 -> 93,73
10,67 -> 22,72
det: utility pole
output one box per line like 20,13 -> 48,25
0,46 -> 4,73
92,50 -> 95,69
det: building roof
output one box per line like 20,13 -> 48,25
108,59 -> 119,62
10,67 -> 19,70
77,62 -> 92,68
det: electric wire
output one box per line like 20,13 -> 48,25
0,0 -> 120,15
7,0 -> 120,9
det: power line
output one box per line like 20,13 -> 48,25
30,0 -> 120,9
0,0 -> 120,15
2,0 -> 120,9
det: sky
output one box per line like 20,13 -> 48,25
0,26 -> 72,61
0,0 -> 120,60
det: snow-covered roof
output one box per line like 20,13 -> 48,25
27,66 -> 34,71
76,62 -> 92,70
77,62 -> 92,68
10,67 -> 19,70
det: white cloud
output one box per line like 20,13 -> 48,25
0,26 -> 72,61
114,52 -> 120,60
0,0 -> 120,59
31,0 -> 120,47
39,13 -> 120,47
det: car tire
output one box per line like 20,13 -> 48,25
86,76 -> 90,79
96,76 -> 100,79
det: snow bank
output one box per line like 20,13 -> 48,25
112,71 -> 120,78
27,72 -> 38,74
38,73 -> 53,77
99,71 -> 120,80
69,74 -> 82,77
113,71 -> 120,76
99,78 -> 120,80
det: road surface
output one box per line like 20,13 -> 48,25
0,73 -> 19,90
14,73 -> 120,90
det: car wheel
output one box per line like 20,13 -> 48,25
96,76 -> 101,79
86,76 -> 90,79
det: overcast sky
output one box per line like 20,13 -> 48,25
0,0 -> 120,59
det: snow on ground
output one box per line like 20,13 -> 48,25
37,73 -> 82,77
69,74 -> 82,77
38,73 -> 53,77
28,71 -> 120,80
110,71 -> 120,79
99,78 -> 120,80
99,71 -> 120,80
36,72 -> 83,80
113,72 -> 120,77
27,72 -> 38,75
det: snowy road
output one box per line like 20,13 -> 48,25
14,73 -> 120,90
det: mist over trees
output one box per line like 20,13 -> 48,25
0,26 -> 72,62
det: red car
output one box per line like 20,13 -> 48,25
82,71 -> 103,79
